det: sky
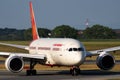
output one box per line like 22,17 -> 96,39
0,0 -> 120,30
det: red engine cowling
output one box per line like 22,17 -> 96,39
5,55 -> 24,73
96,52 -> 115,70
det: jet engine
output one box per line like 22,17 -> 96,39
5,55 -> 24,73
96,52 -> 115,70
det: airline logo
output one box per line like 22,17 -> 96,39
53,44 -> 63,47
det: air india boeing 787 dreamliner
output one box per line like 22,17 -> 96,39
0,2 -> 120,76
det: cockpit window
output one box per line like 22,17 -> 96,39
78,48 -> 84,51
69,48 -> 72,51
68,47 -> 84,52
73,48 -> 77,51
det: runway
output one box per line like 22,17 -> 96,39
0,70 -> 120,80
0,60 -> 120,80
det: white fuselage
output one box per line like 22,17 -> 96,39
29,38 -> 86,66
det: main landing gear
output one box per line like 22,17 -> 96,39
70,66 -> 80,76
26,59 -> 37,76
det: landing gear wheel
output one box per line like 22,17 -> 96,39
76,68 -> 80,74
70,67 -> 80,76
26,70 -> 37,76
26,59 -> 37,76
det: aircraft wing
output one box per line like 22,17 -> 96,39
0,52 -> 46,60
0,42 -> 45,60
86,46 -> 120,57
0,42 -> 29,50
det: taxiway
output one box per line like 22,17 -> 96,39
0,60 -> 120,80
0,70 -> 120,80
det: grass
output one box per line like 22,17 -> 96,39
0,40 -> 120,71
80,39 -> 120,42
0,41 -> 29,53
83,41 -> 120,51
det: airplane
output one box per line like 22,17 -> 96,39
0,1 -> 120,76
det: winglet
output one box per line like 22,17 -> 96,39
29,1 -> 39,40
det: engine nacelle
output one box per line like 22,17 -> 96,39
5,55 -> 24,73
96,52 -> 115,70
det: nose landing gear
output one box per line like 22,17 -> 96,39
70,66 -> 80,76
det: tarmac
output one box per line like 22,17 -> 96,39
0,70 -> 120,80
0,60 -> 120,80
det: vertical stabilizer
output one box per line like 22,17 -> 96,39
29,1 -> 39,40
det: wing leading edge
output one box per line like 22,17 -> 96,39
86,46 -> 120,57
0,42 -> 29,50
0,42 -> 46,60
0,52 -> 46,60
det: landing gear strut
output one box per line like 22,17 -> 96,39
70,66 -> 80,76
26,59 -> 37,76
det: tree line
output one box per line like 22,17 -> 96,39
0,24 -> 119,41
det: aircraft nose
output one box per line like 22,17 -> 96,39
73,52 -> 82,65
74,51 -> 86,65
